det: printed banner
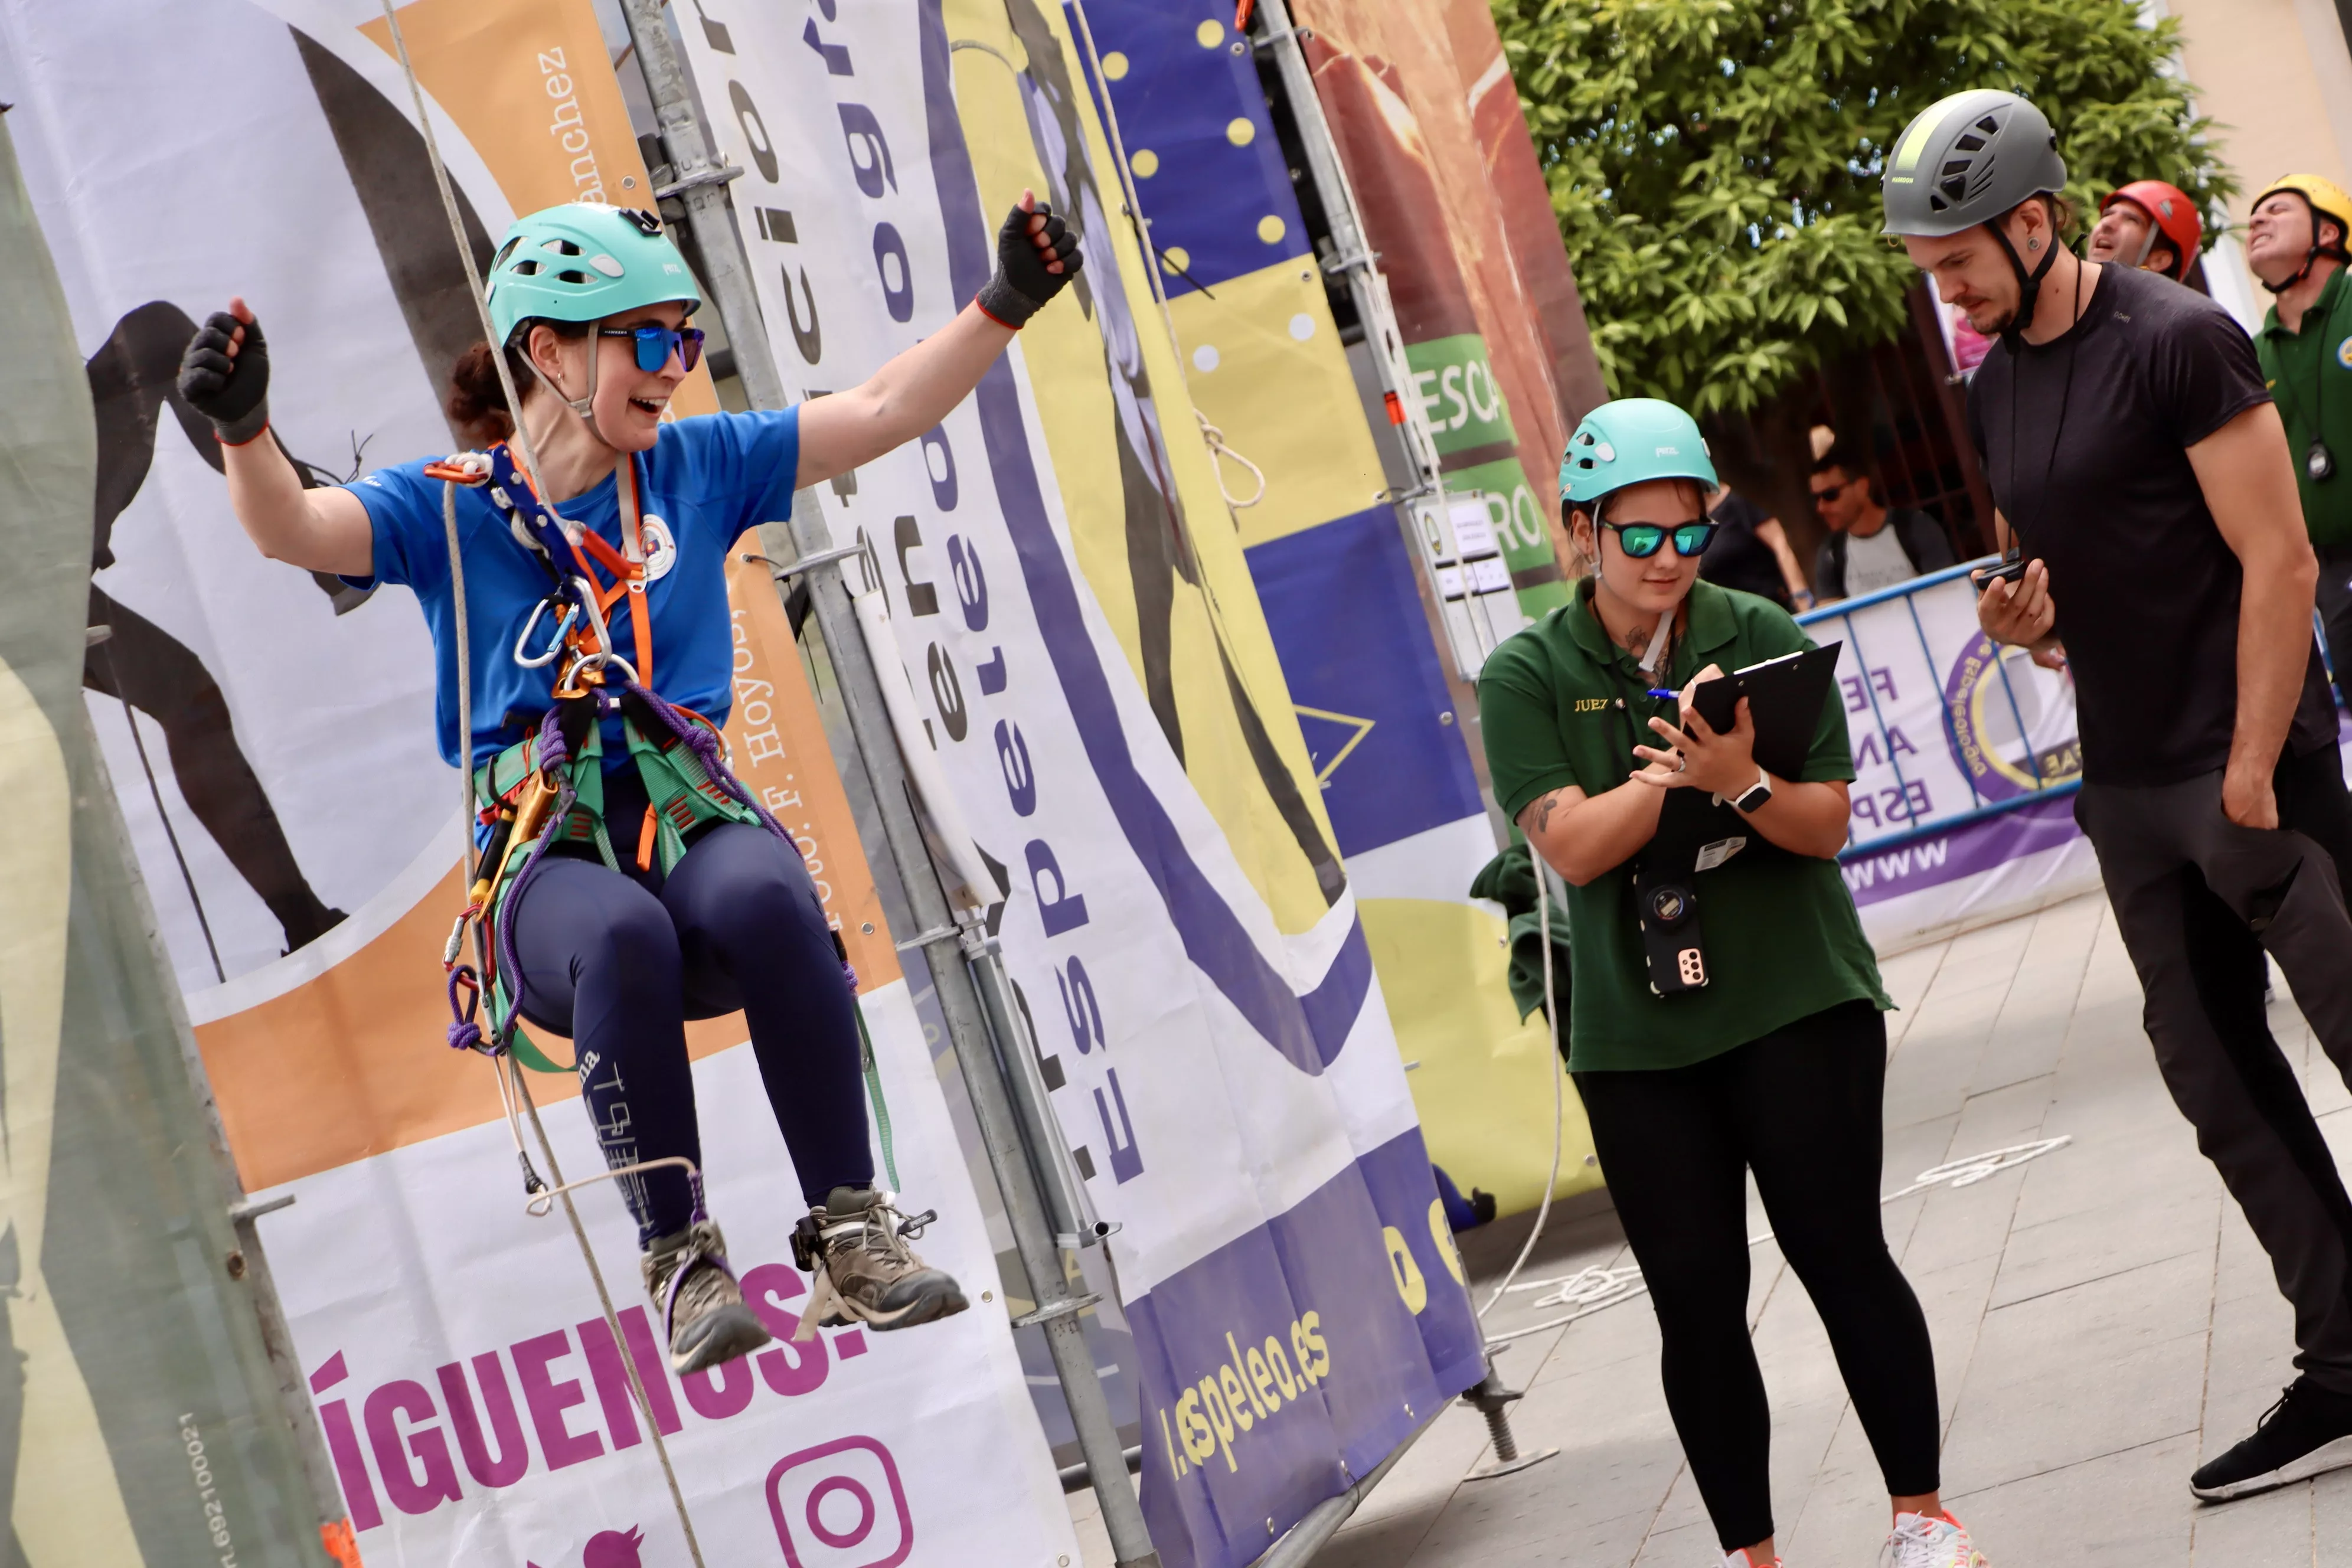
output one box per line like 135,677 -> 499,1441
1802,567 -> 2101,951
0,0 -> 1074,1561
677,2 -> 1484,1563
1291,0 -> 1609,613
1069,0 -> 1594,1217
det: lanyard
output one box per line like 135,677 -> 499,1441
484,442 -> 656,687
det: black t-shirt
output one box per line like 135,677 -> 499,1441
1700,491 -> 1792,608
1966,262 -> 2336,786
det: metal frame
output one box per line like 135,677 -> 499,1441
614,4 -> 1158,1562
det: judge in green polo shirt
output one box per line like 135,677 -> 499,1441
2250,174 -> 2352,701
1479,400 -> 1968,1568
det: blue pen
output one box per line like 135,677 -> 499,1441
1645,688 -> 1681,700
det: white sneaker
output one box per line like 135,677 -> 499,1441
1881,1511 -> 1987,1568
1722,1550 -> 1781,1568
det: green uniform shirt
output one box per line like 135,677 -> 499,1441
1477,579 -> 1889,1072
2258,268 -> 2352,548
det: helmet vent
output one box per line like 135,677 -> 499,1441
492,236 -> 524,269
555,269 -> 593,285
1955,133 -> 1985,153
1941,160 -> 1971,178
1975,115 -> 2001,135
1940,176 -> 1966,202
1929,193 -> 1950,212
541,238 -> 584,256
511,259 -> 543,276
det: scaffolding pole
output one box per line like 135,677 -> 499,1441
613,5 -> 1159,1562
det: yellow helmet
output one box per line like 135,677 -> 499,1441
2252,174 -> 2352,291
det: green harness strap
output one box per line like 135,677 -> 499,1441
472,703 -> 902,1178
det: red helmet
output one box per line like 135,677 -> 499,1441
2101,180 -> 2203,280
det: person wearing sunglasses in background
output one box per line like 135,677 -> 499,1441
179,197 -> 1080,1374
1808,443 -> 1955,605
1479,398 -> 1983,1568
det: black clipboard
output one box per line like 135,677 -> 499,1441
1685,642 -> 1842,782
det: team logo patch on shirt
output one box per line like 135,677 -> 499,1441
2337,335 -> 2352,370
642,515 -> 677,582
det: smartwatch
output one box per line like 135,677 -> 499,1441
1731,770 -> 1773,814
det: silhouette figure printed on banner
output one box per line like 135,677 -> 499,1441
86,300 -> 348,961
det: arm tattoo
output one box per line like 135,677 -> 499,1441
1524,790 -> 1562,838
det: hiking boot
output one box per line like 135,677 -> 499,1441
798,1187 -> 968,1333
2191,1378 -> 2352,1500
1881,1510 -> 1987,1567
640,1220 -> 770,1374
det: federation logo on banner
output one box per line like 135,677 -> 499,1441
1941,632 -> 2084,803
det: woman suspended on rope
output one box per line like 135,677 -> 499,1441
1478,400 -> 1988,1568
177,196 -> 1081,1374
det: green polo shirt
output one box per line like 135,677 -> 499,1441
1477,579 -> 1889,1073
2258,268 -> 2352,548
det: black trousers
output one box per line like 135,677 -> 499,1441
509,768 -> 873,1246
1575,999 -> 1940,1549
2079,746 -> 2352,1392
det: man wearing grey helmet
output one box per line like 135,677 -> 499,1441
1886,88 -> 2352,1504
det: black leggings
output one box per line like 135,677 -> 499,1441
509,768 -> 872,1245
1574,999 -> 1938,1549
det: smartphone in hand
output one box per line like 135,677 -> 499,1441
1972,553 -> 2027,589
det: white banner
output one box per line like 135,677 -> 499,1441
1,1 -> 1077,1562
679,5 -> 1484,1564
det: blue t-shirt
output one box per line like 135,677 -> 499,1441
344,408 -> 801,773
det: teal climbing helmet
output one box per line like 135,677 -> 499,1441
1558,398 -> 1718,507
485,202 -> 703,349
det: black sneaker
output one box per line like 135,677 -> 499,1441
2191,1379 -> 2352,1500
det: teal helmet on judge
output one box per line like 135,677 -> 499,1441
1559,398 -> 1719,508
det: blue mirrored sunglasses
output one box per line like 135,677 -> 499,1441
598,323 -> 705,374
1600,518 -> 1717,559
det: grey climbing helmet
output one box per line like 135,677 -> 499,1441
1881,89 -> 2067,239
1882,89 -> 2070,339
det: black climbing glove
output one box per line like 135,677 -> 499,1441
974,201 -> 1082,329
178,309 -> 272,446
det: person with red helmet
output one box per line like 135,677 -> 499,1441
2087,179 -> 2205,285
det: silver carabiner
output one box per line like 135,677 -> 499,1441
569,576 -> 615,670
513,592 -> 577,669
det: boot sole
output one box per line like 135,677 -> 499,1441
825,1282 -> 971,1333
2192,1432 -> 2352,1500
670,1303 -> 773,1374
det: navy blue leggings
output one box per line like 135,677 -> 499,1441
508,767 -> 873,1243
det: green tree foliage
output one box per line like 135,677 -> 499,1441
1494,0 -> 2234,415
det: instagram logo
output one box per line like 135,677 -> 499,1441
766,1436 -> 914,1568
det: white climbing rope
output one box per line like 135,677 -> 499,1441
381,5 -> 707,1562
1482,1135 -> 2074,1348
1198,413 -> 1267,510
1478,861 -> 1566,1322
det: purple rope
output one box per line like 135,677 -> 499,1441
446,966 -> 484,1053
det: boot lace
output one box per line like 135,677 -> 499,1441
827,1192 -> 936,1270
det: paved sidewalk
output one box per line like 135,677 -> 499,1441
1317,891 -> 2352,1566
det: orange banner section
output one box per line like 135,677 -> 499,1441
360,0 -> 719,417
